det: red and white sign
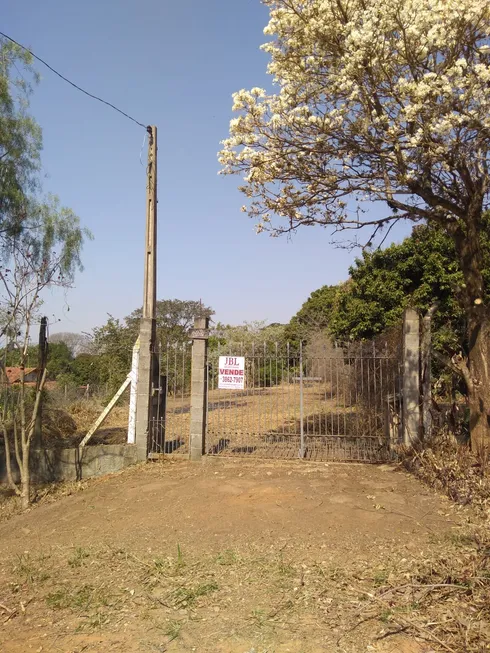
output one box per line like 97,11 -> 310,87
218,356 -> 245,390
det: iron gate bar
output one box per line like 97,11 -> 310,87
156,337 -> 402,462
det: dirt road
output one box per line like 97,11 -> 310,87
0,459 -> 460,653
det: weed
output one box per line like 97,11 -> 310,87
251,608 -> 267,628
152,545 -> 186,578
447,532 -> 477,547
215,549 -> 238,566
14,552 -> 50,584
85,611 -> 110,629
328,567 -> 345,581
68,547 -> 90,568
277,556 -> 295,577
46,589 -> 69,610
173,581 -> 218,607
46,584 -> 111,611
153,557 -> 169,573
164,619 -> 183,641
176,543 -> 185,570
373,570 -> 388,586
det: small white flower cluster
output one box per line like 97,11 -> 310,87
218,0 -> 490,233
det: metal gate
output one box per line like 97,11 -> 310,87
206,341 -> 402,462
149,341 -> 192,457
151,339 -> 403,462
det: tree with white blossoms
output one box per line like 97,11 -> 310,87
219,0 -> 490,457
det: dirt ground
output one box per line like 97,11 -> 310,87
0,459 -> 465,653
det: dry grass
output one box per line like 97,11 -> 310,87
402,432 -> 490,515
1,522 -> 488,652
381,434 -> 490,652
41,391 -> 131,447
357,526 -> 490,653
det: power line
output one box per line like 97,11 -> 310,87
0,31 -> 148,130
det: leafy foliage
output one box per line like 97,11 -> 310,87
331,222 -> 490,354
92,300 -> 214,392
284,286 -> 340,346
126,299 -> 213,345
285,221 -> 490,359
0,39 -> 42,238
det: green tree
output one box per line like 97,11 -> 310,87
219,0 -> 490,454
126,299 -> 214,344
92,315 -> 134,391
70,353 -> 103,387
209,321 -> 287,388
328,223 -> 490,356
92,300 -> 214,392
0,38 -> 42,237
285,285 -> 340,346
46,342 -> 74,380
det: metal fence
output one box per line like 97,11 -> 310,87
150,338 -> 403,462
149,341 -> 192,456
205,341 -> 402,462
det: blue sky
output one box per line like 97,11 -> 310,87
3,0 -> 412,334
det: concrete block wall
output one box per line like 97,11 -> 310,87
0,444 -> 138,484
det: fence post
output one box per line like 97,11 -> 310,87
421,305 -> 437,441
299,340 -> 305,458
189,316 -> 209,461
402,308 -> 421,446
135,318 -> 155,461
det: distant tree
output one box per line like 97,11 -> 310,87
212,320 -> 286,351
209,321 -> 287,388
49,332 -> 92,357
92,315 -> 135,391
45,342 -> 73,380
70,353 -> 103,387
126,299 -> 214,345
92,300 -> 214,392
219,0 -> 490,454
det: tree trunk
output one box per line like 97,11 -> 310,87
20,442 -> 30,510
467,315 -> 490,461
453,201 -> 489,461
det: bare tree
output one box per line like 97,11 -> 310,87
0,196 -> 89,508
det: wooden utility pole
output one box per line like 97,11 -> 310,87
135,125 -> 158,461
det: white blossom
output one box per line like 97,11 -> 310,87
218,0 -> 490,240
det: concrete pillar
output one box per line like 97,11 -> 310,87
402,308 -> 421,446
135,317 -> 155,462
189,317 -> 209,461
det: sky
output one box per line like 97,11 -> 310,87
2,0 -> 412,335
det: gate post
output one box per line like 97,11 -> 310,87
189,316 -> 209,461
402,308 -> 421,446
135,318 -> 155,461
